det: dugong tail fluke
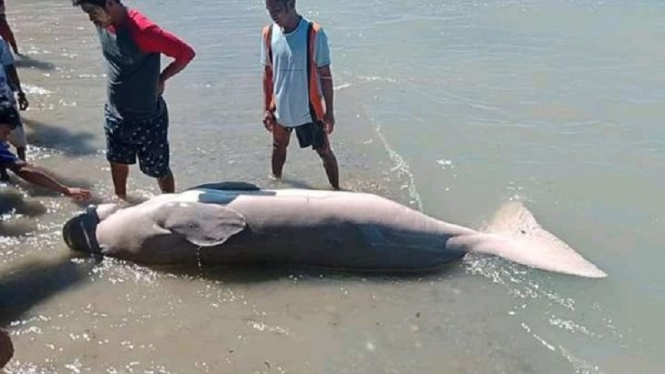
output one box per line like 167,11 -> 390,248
449,202 -> 607,278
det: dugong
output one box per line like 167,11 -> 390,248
62,182 -> 607,278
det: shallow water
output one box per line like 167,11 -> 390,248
1,0 -> 664,373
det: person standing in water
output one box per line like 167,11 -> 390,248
261,0 -> 340,190
72,0 -> 195,200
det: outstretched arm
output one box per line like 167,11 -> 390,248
7,161 -> 91,200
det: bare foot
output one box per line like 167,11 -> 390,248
109,193 -> 149,206
268,173 -> 282,181
111,194 -> 128,203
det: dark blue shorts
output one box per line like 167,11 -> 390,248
104,105 -> 170,178
0,141 -> 17,164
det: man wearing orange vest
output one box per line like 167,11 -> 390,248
261,0 -> 339,190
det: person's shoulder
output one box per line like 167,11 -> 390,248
262,23 -> 273,36
127,9 -> 159,32
304,19 -> 329,40
302,18 -> 324,30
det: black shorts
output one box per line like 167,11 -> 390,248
104,104 -> 170,178
290,121 -> 326,150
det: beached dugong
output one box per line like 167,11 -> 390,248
62,182 -> 607,278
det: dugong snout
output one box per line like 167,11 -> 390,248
62,206 -> 101,254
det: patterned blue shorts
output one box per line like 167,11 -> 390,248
104,105 -> 170,178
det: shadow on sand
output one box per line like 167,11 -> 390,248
13,55 -> 56,72
4,168 -> 97,207
0,256 -> 96,327
0,185 -> 47,236
23,118 -> 98,157
0,184 -> 47,217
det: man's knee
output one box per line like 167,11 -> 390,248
272,128 -> 291,151
140,163 -> 171,179
315,140 -> 335,159
156,169 -> 173,181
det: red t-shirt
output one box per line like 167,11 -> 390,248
107,9 -> 195,66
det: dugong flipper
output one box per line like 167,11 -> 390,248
154,202 -> 246,247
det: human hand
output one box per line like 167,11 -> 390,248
17,92 -> 28,111
65,187 -> 92,201
157,79 -> 165,95
262,110 -> 276,132
322,112 -> 335,134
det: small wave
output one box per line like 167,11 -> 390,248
521,322 -> 607,373
549,316 -> 596,337
77,74 -> 103,79
521,322 -> 556,351
465,253 -> 614,374
436,159 -> 455,170
246,320 -> 290,336
22,84 -> 52,96
334,82 -> 351,91
374,124 -> 423,211
559,346 -> 607,374
358,75 -> 398,84
58,99 -> 77,107
90,258 -> 160,286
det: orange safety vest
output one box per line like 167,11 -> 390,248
262,21 -> 325,122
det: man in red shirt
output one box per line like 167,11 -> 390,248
72,0 -> 195,200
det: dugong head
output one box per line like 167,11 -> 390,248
62,205 -> 103,253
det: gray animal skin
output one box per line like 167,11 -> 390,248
62,182 -> 607,278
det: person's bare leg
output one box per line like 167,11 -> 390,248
316,141 -> 340,190
271,124 -> 291,179
110,162 -> 129,199
157,170 -> 175,194
16,146 -> 25,161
